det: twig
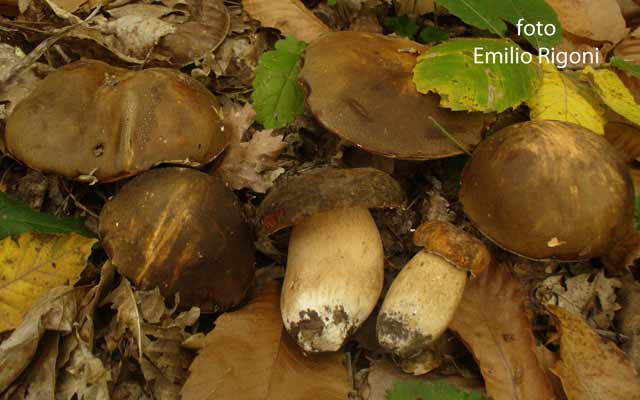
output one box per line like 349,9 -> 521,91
428,116 -> 472,156
0,5 -> 101,91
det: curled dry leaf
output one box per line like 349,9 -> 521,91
243,0 -> 331,43
449,263 -> 556,400
535,271 -> 622,329
0,233 -> 96,333
218,103 -> 287,193
181,282 -> 351,400
615,275 -> 640,374
548,305 -> 640,400
0,286 -> 85,393
546,0 -> 629,45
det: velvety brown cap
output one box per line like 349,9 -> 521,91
99,167 -> 254,311
300,31 -> 485,160
6,60 -> 227,182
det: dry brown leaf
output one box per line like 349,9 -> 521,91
218,103 -> 287,193
535,271 -> 622,329
449,263 -> 556,400
394,0 -> 434,16
546,0 -> 629,44
615,275 -> 640,374
243,0 -> 331,43
548,305 -> 640,399
605,110 -> 640,162
0,287 -> 85,393
181,282 -> 351,400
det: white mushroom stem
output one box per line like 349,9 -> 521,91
282,206 -> 384,353
377,250 -> 467,358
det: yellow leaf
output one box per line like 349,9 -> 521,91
0,233 -> 95,332
528,61 -> 606,134
584,66 -> 640,126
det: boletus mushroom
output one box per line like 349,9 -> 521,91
300,31 -> 485,160
257,168 -> 405,352
377,221 -> 490,358
460,120 -> 636,266
99,167 -> 254,311
5,60 -> 227,182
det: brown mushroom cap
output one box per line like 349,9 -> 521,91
6,60 -> 227,182
299,31 -> 485,160
153,0 -> 230,66
99,167 -> 254,311
256,167 -> 406,235
460,120 -> 635,261
413,221 -> 491,276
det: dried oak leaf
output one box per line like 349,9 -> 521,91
0,287 -> 85,393
616,275 -> 640,372
181,282 -> 351,400
548,305 -> 640,399
536,271 -> 622,330
449,263 -> 556,400
218,102 -> 287,193
243,0 -> 331,43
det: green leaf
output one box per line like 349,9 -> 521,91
327,0 -> 336,5
418,26 -> 449,43
611,57 -> 640,79
252,36 -> 307,129
386,381 -> 491,400
413,38 -> 541,112
434,0 -> 562,50
384,16 -> 419,38
0,192 -> 95,240
635,197 -> 640,231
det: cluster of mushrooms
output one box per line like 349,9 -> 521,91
3,31 -> 636,360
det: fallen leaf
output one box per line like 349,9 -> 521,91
583,66 -> 640,126
605,111 -> 640,162
535,271 -> 622,329
413,38 -> 541,113
546,0 -> 629,45
386,380 -> 490,400
218,124 -> 287,193
547,305 -> 640,399
449,263 -> 556,400
0,286 -> 85,393
252,36 -> 307,129
362,359 -> 485,400
243,0 -> 331,43
181,282 -> 351,400
0,233 -> 96,332
394,0 -> 434,16
528,61 -> 606,134
615,275 -> 640,373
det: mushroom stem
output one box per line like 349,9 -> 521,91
281,206 -> 384,353
377,250 -> 467,358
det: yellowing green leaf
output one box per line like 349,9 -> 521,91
583,67 -> 640,127
528,61 -> 606,134
413,38 -> 541,113
0,233 -> 96,332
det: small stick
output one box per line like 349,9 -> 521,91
428,116 -> 472,156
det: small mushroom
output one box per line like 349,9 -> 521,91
6,60 -> 227,182
257,168 -> 405,352
299,31 -> 485,160
460,120 -> 635,262
377,221 -> 490,358
99,167 -> 254,311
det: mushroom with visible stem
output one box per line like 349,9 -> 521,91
377,221 -> 491,358
257,167 -> 405,353
460,120 -> 638,272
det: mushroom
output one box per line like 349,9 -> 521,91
257,168 -> 405,352
5,60 -> 227,182
377,221 -> 490,358
99,167 -> 254,311
299,31 -> 485,160
460,120 -> 636,266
